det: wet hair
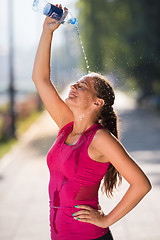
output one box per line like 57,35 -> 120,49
87,72 -> 122,197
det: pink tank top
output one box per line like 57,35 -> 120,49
47,121 -> 110,240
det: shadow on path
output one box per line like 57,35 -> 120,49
119,107 -> 160,152
117,107 -> 160,188
28,135 -> 57,157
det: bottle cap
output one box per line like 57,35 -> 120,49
70,18 -> 78,25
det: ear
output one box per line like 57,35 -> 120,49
94,98 -> 104,108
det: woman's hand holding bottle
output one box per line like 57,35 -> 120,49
43,4 -> 68,34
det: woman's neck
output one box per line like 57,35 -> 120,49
71,113 -> 97,135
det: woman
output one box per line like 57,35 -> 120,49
32,5 -> 151,240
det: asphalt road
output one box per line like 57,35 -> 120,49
0,91 -> 159,240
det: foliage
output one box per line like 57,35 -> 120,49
0,94 -> 43,159
77,0 -> 160,96
0,94 -> 42,141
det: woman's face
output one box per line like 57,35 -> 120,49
65,76 -> 98,111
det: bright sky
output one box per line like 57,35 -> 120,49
0,0 -> 78,54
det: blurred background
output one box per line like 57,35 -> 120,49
0,0 -> 160,148
0,0 -> 160,239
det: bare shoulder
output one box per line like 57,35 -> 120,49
88,128 -> 120,163
92,128 -> 120,147
89,128 -> 127,163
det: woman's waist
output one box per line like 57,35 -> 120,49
49,207 -> 109,240
50,204 -> 75,209
49,200 -> 109,240
49,198 -> 99,210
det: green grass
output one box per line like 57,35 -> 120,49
16,110 -> 42,136
0,110 -> 43,159
0,139 -> 17,159
0,103 -> 10,112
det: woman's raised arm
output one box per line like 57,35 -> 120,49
32,10 -> 73,129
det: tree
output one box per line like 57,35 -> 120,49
77,0 -> 109,72
77,0 -> 160,96
126,0 -> 160,97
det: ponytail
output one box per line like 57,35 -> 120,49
99,105 -> 118,138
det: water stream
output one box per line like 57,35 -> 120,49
75,25 -> 90,74
67,11 -> 90,73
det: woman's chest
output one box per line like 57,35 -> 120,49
64,132 -> 81,146
47,140 -> 85,176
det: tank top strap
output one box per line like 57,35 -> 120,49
57,121 -> 74,138
84,123 -> 109,148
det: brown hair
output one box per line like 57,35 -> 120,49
87,72 -> 122,197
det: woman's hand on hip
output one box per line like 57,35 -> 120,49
43,4 -> 68,34
72,205 -> 108,228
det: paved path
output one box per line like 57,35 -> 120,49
0,90 -> 160,240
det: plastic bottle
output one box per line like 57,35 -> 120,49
32,0 -> 78,25
33,0 -> 63,21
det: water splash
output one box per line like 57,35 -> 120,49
79,114 -> 85,121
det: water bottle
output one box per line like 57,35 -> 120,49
33,0 -> 63,21
32,0 -> 78,25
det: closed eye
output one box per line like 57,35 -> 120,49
81,81 -> 89,86
76,81 -> 89,86
76,82 -> 88,89
79,84 -> 87,89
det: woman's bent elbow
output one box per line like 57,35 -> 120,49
32,73 -> 36,83
32,72 -> 38,83
147,181 -> 152,192
143,180 -> 152,195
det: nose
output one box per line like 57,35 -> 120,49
70,83 -> 78,90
